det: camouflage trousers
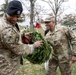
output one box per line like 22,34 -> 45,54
0,54 -> 20,75
46,58 -> 72,75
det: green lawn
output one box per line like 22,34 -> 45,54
16,59 -> 46,75
16,59 -> 76,75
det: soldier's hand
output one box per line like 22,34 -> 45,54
72,56 -> 76,63
34,41 -> 43,48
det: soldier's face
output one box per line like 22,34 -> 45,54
6,14 -> 21,25
45,21 -> 55,30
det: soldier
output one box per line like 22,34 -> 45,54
0,1 -> 42,75
44,16 -> 76,75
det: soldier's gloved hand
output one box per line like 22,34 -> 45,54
34,41 -> 43,48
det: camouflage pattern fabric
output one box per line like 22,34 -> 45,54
0,15 -> 34,75
45,25 -> 76,75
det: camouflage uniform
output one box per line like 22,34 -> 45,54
0,15 -> 35,75
45,25 -> 76,75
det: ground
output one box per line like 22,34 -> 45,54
16,58 -> 76,75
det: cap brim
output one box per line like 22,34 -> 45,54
44,20 -> 50,23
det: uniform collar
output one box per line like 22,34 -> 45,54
49,25 -> 59,34
3,14 -> 20,32
3,13 -> 16,27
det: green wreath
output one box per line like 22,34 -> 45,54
23,32 -> 51,64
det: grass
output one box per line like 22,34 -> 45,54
16,59 -> 46,75
19,25 -> 25,30
16,58 -> 76,75
72,63 -> 76,75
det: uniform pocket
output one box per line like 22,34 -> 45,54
58,54 -> 69,63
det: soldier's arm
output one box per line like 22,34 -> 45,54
64,27 -> 76,56
0,28 -> 40,56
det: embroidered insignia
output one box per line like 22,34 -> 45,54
17,10 -> 20,14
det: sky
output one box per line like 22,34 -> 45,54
36,0 -> 76,14
0,0 -> 76,14
0,0 -> 76,13
0,0 -> 76,26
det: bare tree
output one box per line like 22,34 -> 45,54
34,3 -> 46,23
23,0 -> 46,29
41,0 -> 68,25
29,0 -> 36,29
23,0 -> 37,29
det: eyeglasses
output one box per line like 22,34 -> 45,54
44,21 -> 51,23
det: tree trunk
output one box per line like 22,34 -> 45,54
30,0 -> 34,29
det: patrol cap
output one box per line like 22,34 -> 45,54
6,0 -> 23,16
44,16 -> 55,23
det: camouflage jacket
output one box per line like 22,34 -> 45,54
0,15 -> 35,75
45,25 -> 76,62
